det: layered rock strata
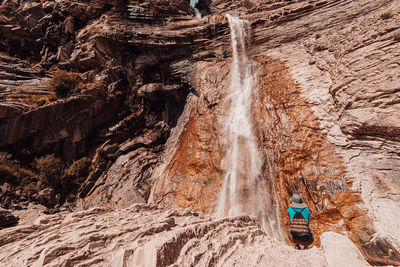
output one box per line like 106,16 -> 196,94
0,0 -> 399,265
0,203 -> 369,267
149,0 -> 400,265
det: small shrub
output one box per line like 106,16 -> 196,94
60,157 -> 92,196
0,152 -> 38,185
0,159 -> 38,187
394,33 -> 400,42
314,44 -> 327,52
0,163 -> 20,185
63,157 -> 91,178
21,183 -> 39,200
380,11 -> 392,20
50,70 -> 81,98
18,168 -> 39,184
243,0 -> 255,9
34,154 -> 63,186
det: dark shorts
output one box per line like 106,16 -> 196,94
287,231 -> 314,247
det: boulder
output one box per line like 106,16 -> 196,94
38,188 -> 60,208
321,232 -> 370,267
0,208 -> 18,228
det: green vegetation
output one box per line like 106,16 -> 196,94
0,154 -> 40,202
0,153 -> 38,186
0,163 -> 24,185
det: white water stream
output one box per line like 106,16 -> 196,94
216,15 -> 281,239
194,8 -> 202,18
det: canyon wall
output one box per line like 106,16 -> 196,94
1,0 -> 400,265
149,0 -> 400,264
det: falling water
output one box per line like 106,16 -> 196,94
194,8 -> 202,18
216,15 -> 281,239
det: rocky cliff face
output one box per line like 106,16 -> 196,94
148,0 -> 400,264
1,0 -> 400,266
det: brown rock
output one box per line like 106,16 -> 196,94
0,204 -> 330,266
0,208 -> 18,228
0,95 -> 122,161
38,188 -> 60,208
1,0 -> 400,265
0,103 -> 26,119
138,83 -> 169,101
149,2 -> 400,262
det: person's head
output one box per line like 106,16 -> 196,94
290,193 -> 307,208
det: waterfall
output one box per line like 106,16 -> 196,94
216,15 -> 282,239
194,8 -> 202,19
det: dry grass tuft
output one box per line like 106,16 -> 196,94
380,11 -> 392,20
34,154 -> 63,186
0,152 -> 38,199
5,93 -> 56,109
394,33 -> 400,42
49,70 -> 81,98
61,157 -> 91,193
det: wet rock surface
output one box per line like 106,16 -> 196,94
149,0 -> 400,265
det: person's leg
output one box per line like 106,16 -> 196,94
287,230 -> 294,242
298,235 -> 314,249
287,231 -> 301,249
303,235 -> 314,248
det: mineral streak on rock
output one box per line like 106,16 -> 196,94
149,0 -> 400,264
148,60 -> 229,215
255,56 -> 400,262
254,56 -> 351,243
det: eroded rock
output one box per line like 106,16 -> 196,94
0,208 -> 18,228
321,232 -> 369,267
0,204 -> 330,266
0,0 -> 400,265
38,188 -> 60,208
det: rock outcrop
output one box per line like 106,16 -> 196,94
0,207 -> 18,228
1,0 -> 400,265
0,203 -> 371,267
147,0 -> 400,264
0,0 -> 204,206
